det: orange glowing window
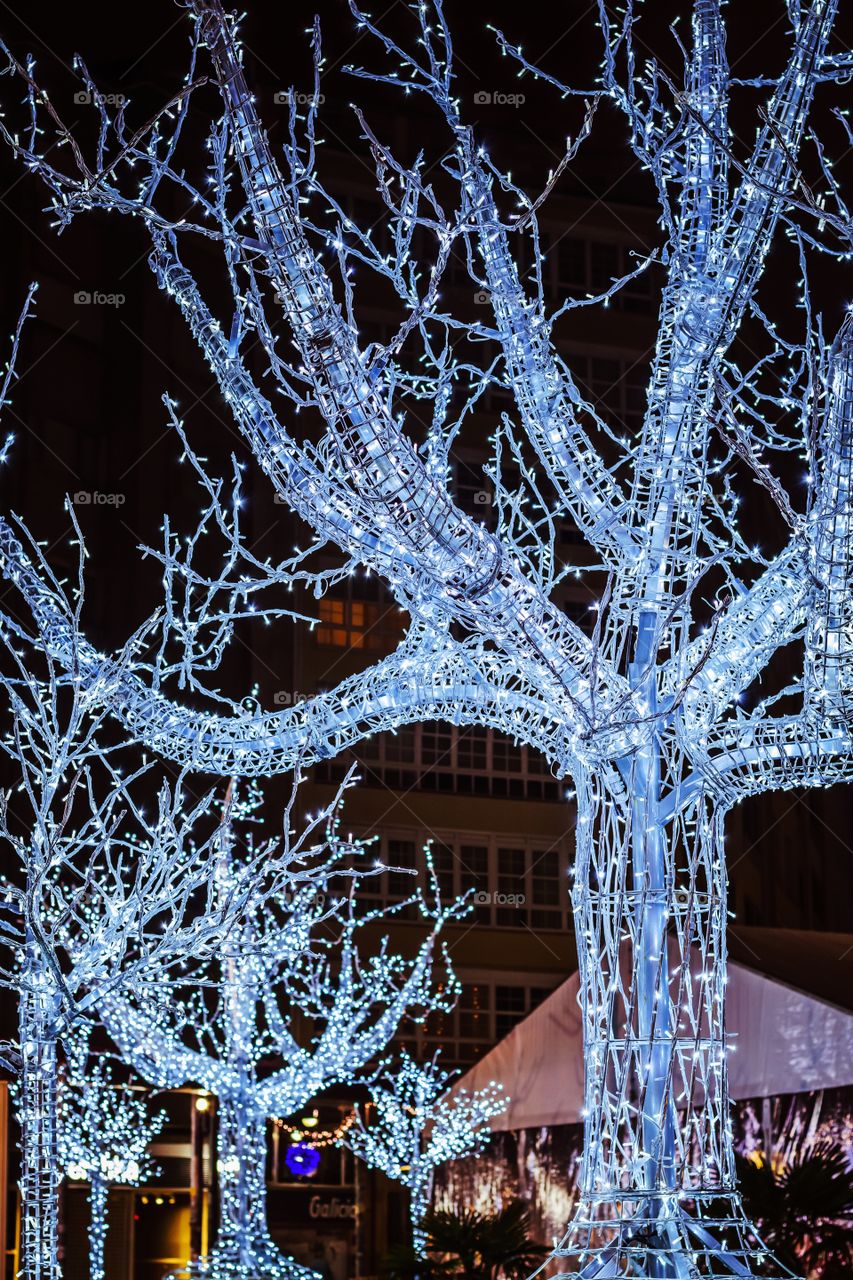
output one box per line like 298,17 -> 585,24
316,597 -> 386,649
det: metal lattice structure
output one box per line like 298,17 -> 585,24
0,1 -> 851,1275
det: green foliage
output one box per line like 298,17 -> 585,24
385,1200 -> 547,1280
736,1142 -> 853,1276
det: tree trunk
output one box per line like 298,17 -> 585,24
88,1175 -> 108,1280
195,1096 -> 313,1280
215,1096 -> 272,1266
410,1161 -> 431,1260
557,764 -> 782,1278
18,954 -> 61,1280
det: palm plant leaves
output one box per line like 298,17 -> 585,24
736,1142 -> 853,1276
386,1200 -> 547,1280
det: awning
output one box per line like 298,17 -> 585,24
452,945 -> 853,1132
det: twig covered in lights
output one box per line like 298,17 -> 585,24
0,621 -> 295,1280
344,1051 -> 506,1256
98,777 -> 467,1280
0,0 -> 851,1273
57,1029 -> 166,1280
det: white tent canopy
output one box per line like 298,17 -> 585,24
452,952 -> 853,1133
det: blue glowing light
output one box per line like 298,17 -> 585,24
285,1144 -> 321,1178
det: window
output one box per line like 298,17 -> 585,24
545,232 -> 655,312
393,979 -> 558,1067
570,351 -> 651,436
313,725 -> 563,801
460,844 -> 491,924
457,726 -> 488,772
590,241 -> 620,295
458,983 -> 491,1045
343,832 -> 567,933
495,985 -> 528,1038
431,842 -> 456,901
531,850 -> 563,929
421,721 -> 453,767
385,727 -> 416,763
557,238 -> 586,295
387,839 -> 418,920
492,738 -> 523,773
316,596 -> 391,650
497,847 -> 528,926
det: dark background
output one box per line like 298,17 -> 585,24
0,3 -> 851,1274
0,0 -> 850,957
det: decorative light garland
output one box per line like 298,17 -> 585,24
0,1 -> 850,1277
273,1111 -> 356,1149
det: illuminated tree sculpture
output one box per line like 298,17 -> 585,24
0,628 -> 292,1280
1,0 -> 852,1274
57,1032 -> 166,1280
345,1052 -> 506,1256
97,778 -> 465,1280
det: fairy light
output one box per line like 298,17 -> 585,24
0,649 -> 281,1280
273,1111 -> 355,1148
97,780 -> 466,1280
0,0 -> 849,1276
345,1052 -> 506,1256
57,1035 -> 165,1280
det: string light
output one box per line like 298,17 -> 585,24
95,779 -> 465,1280
344,1052 -> 506,1256
273,1111 -> 355,1148
0,0 -> 850,1275
57,1031 -> 166,1280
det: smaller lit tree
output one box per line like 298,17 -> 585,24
345,1052 -> 507,1256
0,604 -> 293,1280
99,779 -> 468,1280
58,1030 -> 166,1280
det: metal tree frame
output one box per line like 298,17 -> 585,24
0,1 -> 851,1276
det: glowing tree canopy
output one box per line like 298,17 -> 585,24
0,625 -> 295,1280
57,1031 -> 166,1280
0,0 -> 852,1274
344,1051 -> 506,1256
97,777 -> 465,1280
